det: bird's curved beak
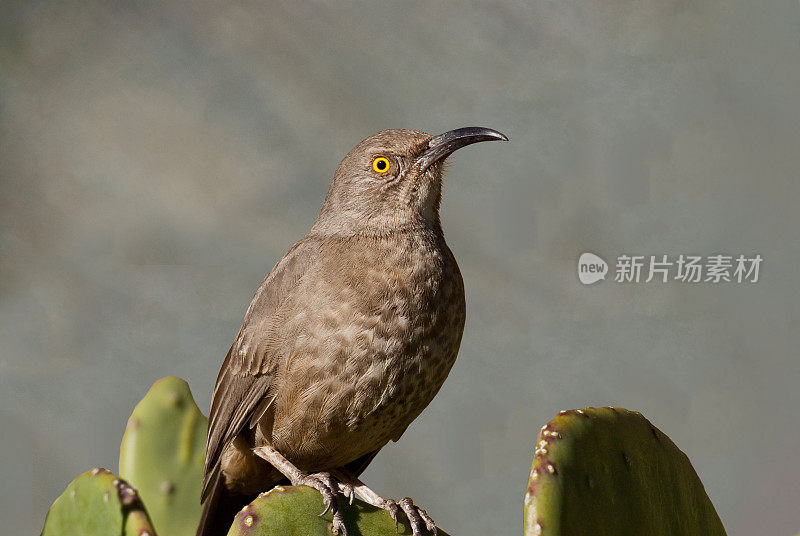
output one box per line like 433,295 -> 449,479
416,126 -> 508,172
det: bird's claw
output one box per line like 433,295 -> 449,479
337,481 -> 356,505
294,472 -> 351,535
383,497 -> 437,536
386,500 -> 401,529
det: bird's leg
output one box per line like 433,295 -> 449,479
252,445 -> 354,535
348,478 -> 437,536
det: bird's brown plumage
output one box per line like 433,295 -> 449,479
198,128 -> 505,536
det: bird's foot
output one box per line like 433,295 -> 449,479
351,480 -> 437,536
382,497 -> 437,536
292,472 -> 354,535
253,446 -> 356,535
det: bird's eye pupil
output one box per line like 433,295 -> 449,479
372,157 -> 390,173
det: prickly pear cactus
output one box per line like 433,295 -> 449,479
119,376 -> 208,536
227,485 -> 450,536
524,407 -> 727,536
40,467 -> 156,536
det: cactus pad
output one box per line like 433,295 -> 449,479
524,407 -> 727,536
40,467 -> 156,536
119,377 -> 208,536
227,485 -> 449,536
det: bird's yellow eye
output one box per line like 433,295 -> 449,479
372,157 -> 390,173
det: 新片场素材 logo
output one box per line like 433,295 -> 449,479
578,253 -> 762,285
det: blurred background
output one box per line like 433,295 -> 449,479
1,1 -> 798,534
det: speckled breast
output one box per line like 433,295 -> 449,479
269,231 -> 466,470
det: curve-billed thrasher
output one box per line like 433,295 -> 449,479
198,127 -> 507,536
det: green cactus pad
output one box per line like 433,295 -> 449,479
119,377 -> 208,536
524,407 -> 727,536
227,485 -> 449,536
41,467 -> 156,536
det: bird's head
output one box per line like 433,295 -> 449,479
312,127 -> 507,237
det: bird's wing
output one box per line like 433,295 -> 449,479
202,239 -> 319,501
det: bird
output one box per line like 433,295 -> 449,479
197,127 -> 507,536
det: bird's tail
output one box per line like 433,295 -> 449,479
196,475 -> 256,536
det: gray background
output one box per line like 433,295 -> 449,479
1,1 -> 798,534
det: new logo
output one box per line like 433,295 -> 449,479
578,252 -> 608,285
